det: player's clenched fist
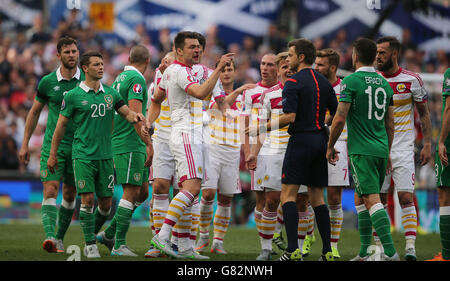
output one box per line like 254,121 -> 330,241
18,145 -> 30,166
47,154 -> 58,174
245,154 -> 257,170
133,112 -> 145,124
326,147 -> 340,166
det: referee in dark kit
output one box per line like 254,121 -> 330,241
272,38 -> 338,261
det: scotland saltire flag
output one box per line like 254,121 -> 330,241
297,0 -> 450,53
49,0 -> 284,47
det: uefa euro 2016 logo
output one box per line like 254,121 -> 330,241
366,0 -> 381,10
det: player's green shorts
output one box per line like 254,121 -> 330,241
113,152 -> 148,186
349,154 -> 388,197
40,149 -> 75,186
435,151 -> 450,187
73,158 -> 115,197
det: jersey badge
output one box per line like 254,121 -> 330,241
104,94 -> 113,104
53,86 -> 60,91
396,83 -> 406,93
61,99 -> 66,110
78,180 -> 86,189
40,170 -> 48,178
133,84 -> 143,94
133,173 -> 141,182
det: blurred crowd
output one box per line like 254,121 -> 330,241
0,10 -> 448,191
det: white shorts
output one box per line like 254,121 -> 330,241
170,131 -> 204,185
252,154 -> 307,193
381,150 -> 415,193
150,140 -> 179,189
202,153 -> 241,195
328,140 -> 350,186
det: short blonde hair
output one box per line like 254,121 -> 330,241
316,48 -> 340,67
275,51 -> 289,67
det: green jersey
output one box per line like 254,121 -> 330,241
111,66 -> 148,155
36,67 -> 84,155
60,81 -> 125,160
339,66 -> 394,158
439,68 -> 450,151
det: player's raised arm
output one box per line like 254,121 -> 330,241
47,114 -> 70,173
186,53 -> 234,100
19,99 -> 45,165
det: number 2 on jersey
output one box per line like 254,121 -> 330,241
365,85 -> 387,120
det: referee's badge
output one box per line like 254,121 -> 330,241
133,84 -> 143,94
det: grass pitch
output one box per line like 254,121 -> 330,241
0,222 -> 442,261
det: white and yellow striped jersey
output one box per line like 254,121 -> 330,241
379,67 -> 428,151
208,92 -> 243,162
151,69 -> 172,142
192,64 -> 225,145
258,82 -> 289,155
241,82 -> 278,145
209,92 -> 243,148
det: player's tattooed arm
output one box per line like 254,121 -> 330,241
188,53 -> 234,100
214,95 -> 230,114
47,114 -> 70,173
416,102 -> 432,165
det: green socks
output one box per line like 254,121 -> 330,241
440,207 -> 450,260
55,200 -> 75,240
369,203 -> 396,257
356,205 -> 372,257
41,198 -> 58,239
94,207 -> 111,234
79,205 -> 96,244
114,199 -> 134,249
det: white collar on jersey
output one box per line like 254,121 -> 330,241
79,81 -> 105,93
124,65 -> 145,80
355,66 -> 376,73
56,66 -> 81,82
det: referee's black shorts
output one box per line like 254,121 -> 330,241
282,131 -> 328,187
